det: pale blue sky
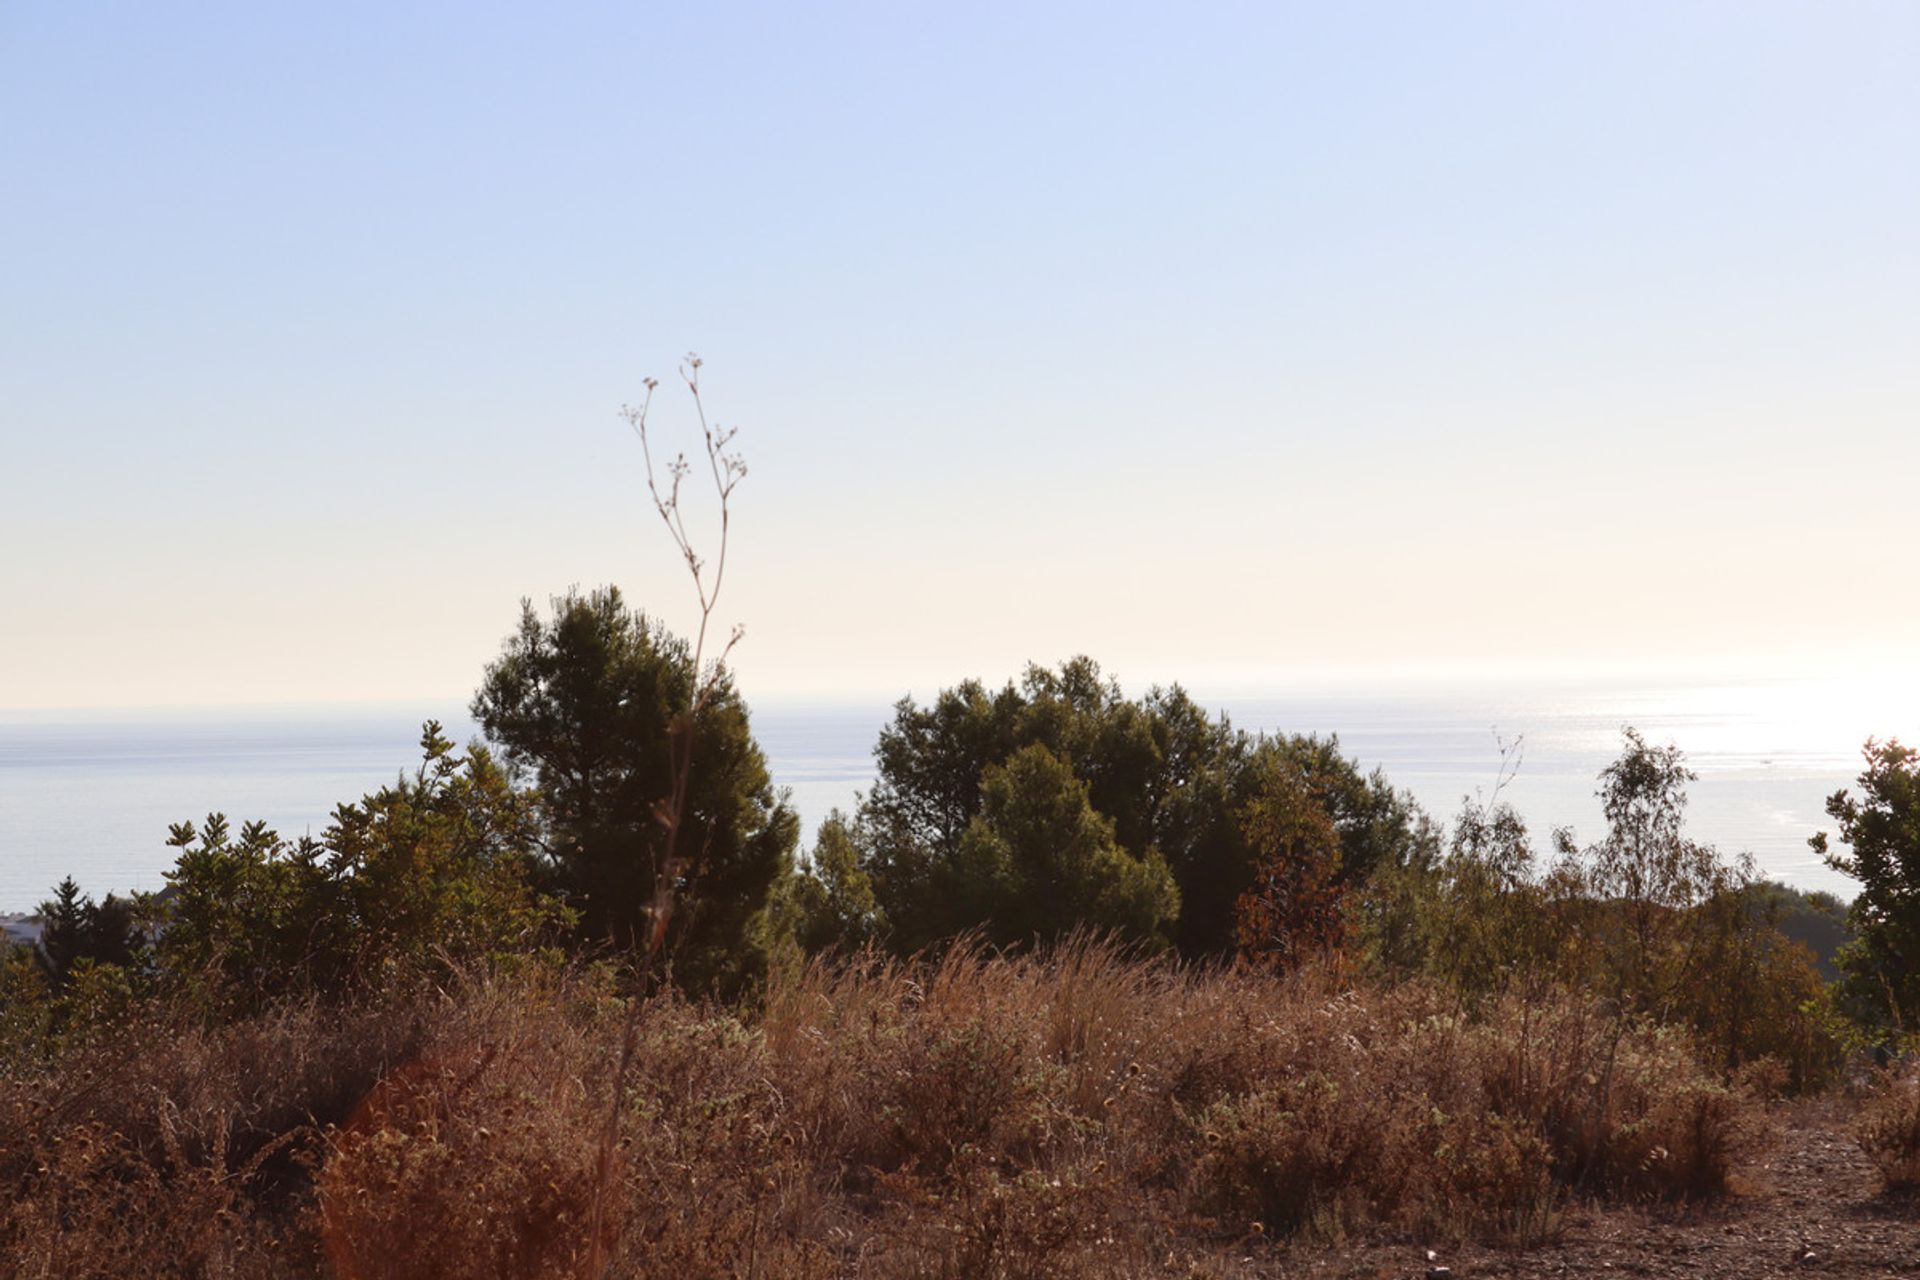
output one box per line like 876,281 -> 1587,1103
4,3 -> 1916,708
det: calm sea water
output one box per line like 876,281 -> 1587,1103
2,676 -> 1911,910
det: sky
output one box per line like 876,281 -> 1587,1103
3,2 -> 1916,710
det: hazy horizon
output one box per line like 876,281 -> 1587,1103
3,669 -> 1903,909
2,653 -> 1916,718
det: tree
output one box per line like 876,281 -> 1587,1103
1683,876 -> 1836,1082
471,586 -> 798,996
1220,734 -> 1437,967
949,743 -> 1179,949
853,659 -> 1208,952
33,877 -> 90,987
1813,738 -> 1920,1030
772,810 -> 885,955
1540,729 -> 1839,1074
822,657 -> 1429,958
1556,727 -> 1735,1015
1231,752 -> 1345,971
1382,791 -> 1553,996
83,893 -> 142,970
34,877 -> 144,989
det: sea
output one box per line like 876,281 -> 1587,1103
2,673 -> 1913,911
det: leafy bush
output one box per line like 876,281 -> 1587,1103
157,725 -> 566,1013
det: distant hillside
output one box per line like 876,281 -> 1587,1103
1755,881 -> 1854,980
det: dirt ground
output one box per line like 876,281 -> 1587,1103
1273,1099 -> 1920,1280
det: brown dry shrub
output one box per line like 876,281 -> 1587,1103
319,981 -> 824,1280
1470,993 -> 1749,1200
0,994 -> 427,1279
603,998 -> 820,1278
764,944 -> 1060,1183
1855,1066 -> 1920,1189
1,940 -> 1765,1276
317,983 -> 611,1280
0,1117 -> 310,1279
1194,1075 -> 1386,1239
761,942 -> 1750,1252
863,1146 -> 1140,1280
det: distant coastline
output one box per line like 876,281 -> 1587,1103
2,673 -> 1899,910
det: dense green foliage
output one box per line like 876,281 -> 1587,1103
470,586 -> 798,995
157,725 -> 565,1012
949,742 -> 1180,948
0,726 -> 566,1057
1230,747 -> 1349,969
32,877 -> 140,988
1752,881 -> 1851,979
792,657 -> 1432,958
768,811 -> 882,956
1814,738 -> 1920,1030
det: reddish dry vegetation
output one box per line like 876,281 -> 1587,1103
2,943 -> 1914,1279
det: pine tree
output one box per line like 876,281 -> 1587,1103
34,876 -> 90,987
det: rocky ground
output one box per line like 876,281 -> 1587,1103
1276,1099 -> 1919,1280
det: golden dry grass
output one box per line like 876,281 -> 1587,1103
1,942 -> 1765,1278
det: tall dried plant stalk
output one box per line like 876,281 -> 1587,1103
585,353 -> 748,1277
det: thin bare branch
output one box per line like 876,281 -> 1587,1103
587,354 -> 749,1278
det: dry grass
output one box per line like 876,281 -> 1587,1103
1,942 -> 1765,1278
0,994 -> 430,1278
318,983 -> 615,1280
1855,1065 -> 1920,1190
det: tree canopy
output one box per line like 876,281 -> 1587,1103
33,877 -> 141,989
471,585 -> 798,995
1813,738 -> 1920,1030
793,656 -> 1432,958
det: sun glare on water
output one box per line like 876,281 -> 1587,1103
1626,666 -> 1920,773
